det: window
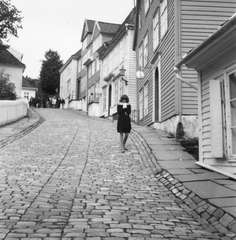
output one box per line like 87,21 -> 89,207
78,59 -> 82,73
226,70 -> 236,156
24,92 -> 29,100
109,52 -> 114,72
93,36 -> 101,52
120,78 -> 124,97
81,75 -> 86,92
103,58 -> 108,77
143,33 -> 148,66
139,11 -> 142,29
139,43 -> 143,69
114,80 -> 119,105
160,0 -> 168,38
96,57 -> 100,71
153,10 -> 159,50
88,64 -> 92,78
114,45 -> 119,66
95,81 -> 100,99
144,0 -> 150,15
92,61 -> 95,75
144,83 -> 149,116
119,37 -> 125,63
67,79 -> 71,92
103,88 -> 107,110
139,89 -> 144,119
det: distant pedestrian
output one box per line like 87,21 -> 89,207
117,95 -> 131,153
49,96 -> 53,108
56,97 -> 61,109
61,98 -> 65,109
52,96 -> 56,108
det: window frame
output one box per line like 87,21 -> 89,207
144,0 -> 150,15
160,0 -> 168,39
139,88 -> 144,120
144,82 -> 149,116
153,9 -> 159,51
225,65 -> 236,158
139,42 -> 144,69
143,32 -> 149,67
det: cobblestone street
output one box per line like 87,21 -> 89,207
0,109 -> 233,239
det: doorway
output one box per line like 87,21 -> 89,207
154,67 -> 159,122
108,85 -> 112,116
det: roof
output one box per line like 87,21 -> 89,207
59,49 -> 81,73
97,21 -> 121,35
81,19 -> 96,42
175,13 -> 236,70
0,47 -> 25,68
99,7 -> 136,60
87,19 -> 95,33
22,77 -> 38,88
132,0 -> 141,50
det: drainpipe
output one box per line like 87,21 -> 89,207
174,67 -> 198,92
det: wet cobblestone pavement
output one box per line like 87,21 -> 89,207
0,109 -> 234,239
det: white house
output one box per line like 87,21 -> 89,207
98,8 -> 137,121
175,13 -> 236,179
0,47 -> 25,98
59,50 -> 81,109
79,19 -> 121,116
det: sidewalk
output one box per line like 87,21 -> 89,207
0,108 -> 236,234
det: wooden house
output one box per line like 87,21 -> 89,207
0,47 -> 25,98
176,13 -> 236,179
133,0 -> 236,138
80,19 -> 120,116
21,77 -> 38,101
59,50 -> 81,109
98,8 -> 137,120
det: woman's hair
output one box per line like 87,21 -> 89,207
120,94 -> 129,103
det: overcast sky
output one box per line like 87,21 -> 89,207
8,0 -> 135,79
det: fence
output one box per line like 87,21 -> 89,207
0,99 -> 28,127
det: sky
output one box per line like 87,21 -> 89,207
8,0 -> 136,79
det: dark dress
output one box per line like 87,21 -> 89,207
117,103 -> 131,133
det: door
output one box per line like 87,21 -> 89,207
155,67 -> 159,121
108,84 -> 112,116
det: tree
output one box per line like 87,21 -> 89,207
0,0 -> 23,47
40,49 -> 63,95
0,70 -> 17,100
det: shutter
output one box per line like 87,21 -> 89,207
209,79 -> 223,158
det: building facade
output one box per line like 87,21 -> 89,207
80,19 -> 121,116
176,13 -> 236,179
59,50 -> 81,109
0,47 -> 25,98
98,8 -> 137,121
133,0 -> 236,138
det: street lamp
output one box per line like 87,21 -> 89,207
119,66 -> 128,85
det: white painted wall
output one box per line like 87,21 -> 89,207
0,66 -> 24,98
0,99 -> 28,126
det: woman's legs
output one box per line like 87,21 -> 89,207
123,133 -> 129,149
120,133 -> 124,152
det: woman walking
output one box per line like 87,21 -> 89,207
117,95 -> 131,153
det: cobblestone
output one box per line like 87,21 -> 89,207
0,109 -> 235,239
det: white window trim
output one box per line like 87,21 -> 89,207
144,0 -> 150,15
224,64 -> 236,158
160,0 -> 168,39
153,9 -> 159,51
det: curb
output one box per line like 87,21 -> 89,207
131,128 -> 236,237
0,109 -> 45,149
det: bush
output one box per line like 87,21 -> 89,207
0,70 -> 17,100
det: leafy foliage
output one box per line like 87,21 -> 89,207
0,70 -> 17,100
0,0 -> 22,46
40,49 -> 63,95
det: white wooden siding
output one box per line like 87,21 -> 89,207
180,0 -> 236,116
